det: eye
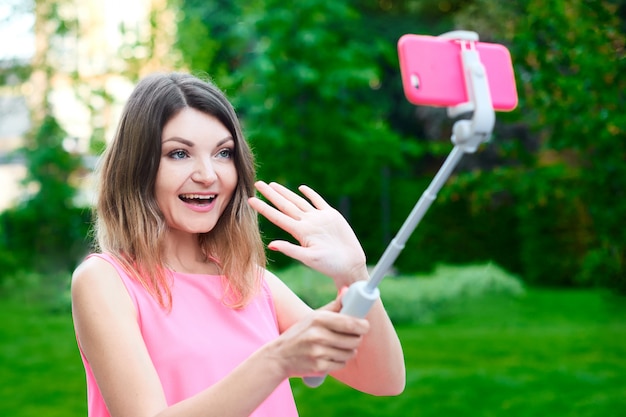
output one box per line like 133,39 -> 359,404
217,147 -> 233,159
168,149 -> 189,160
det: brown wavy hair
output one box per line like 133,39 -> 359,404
94,72 -> 265,309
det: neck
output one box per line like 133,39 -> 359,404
162,230 -> 219,275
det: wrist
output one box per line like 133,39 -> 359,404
254,340 -> 290,384
334,264 -> 369,289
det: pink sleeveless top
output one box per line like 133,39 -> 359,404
78,253 -> 298,416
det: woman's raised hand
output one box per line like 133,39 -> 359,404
248,181 -> 368,288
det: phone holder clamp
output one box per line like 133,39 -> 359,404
439,30 -> 495,153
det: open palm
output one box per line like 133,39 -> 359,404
249,181 -> 368,288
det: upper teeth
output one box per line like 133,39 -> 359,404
180,194 -> 215,200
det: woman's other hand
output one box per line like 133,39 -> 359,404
248,181 -> 368,288
267,288 -> 370,378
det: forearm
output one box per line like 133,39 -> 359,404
331,298 -> 406,396
156,345 -> 286,417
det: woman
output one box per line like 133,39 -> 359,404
71,72 -> 405,417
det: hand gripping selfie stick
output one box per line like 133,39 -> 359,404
303,30 -> 496,388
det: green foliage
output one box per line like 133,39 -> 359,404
0,115 -> 90,290
21,115 -> 80,205
384,263 -> 525,324
507,0 -> 626,290
449,0 -> 626,290
275,262 -> 524,325
0,60 -> 32,86
236,0 -> 405,195
383,174 -> 520,275
427,164 -> 593,286
0,204 -> 90,276
0,270 -> 72,312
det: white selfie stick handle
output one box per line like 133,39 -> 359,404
302,280 -> 380,387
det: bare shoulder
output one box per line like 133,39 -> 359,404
262,269 -> 311,332
263,269 -> 305,307
72,255 -> 117,283
262,269 -> 289,296
71,256 -> 135,320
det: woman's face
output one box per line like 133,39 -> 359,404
155,107 -> 238,235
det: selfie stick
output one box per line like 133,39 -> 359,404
303,30 -> 495,388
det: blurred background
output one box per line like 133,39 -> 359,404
0,0 -> 624,416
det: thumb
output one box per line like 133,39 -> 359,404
317,286 -> 348,313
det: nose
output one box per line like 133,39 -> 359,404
191,157 -> 217,184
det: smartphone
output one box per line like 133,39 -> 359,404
397,34 -> 518,111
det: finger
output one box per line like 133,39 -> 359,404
268,182 -> 316,213
248,197 -> 297,233
254,181 -> 306,219
266,240 -> 311,263
297,184 -> 331,210
317,296 -> 342,313
319,346 -> 359,365
304,323 -> 364,354
307,349 -> 358,376
311,311 -> 369,337
317,287 -> 348,313
267,240 -> 339,272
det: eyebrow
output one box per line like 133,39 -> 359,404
162,136 -> 234,147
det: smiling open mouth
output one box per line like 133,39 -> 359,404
179,194 -> 216,206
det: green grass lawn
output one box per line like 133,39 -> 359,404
1,289 -> 624,416
293,290 -> 626,416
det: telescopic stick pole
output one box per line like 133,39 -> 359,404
303,30 -> 495,388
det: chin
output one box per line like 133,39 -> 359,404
188,225 -> 217,234
168,222 -> 218,235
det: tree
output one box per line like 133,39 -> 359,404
1,114 -> 89,274
453,0 -> 626,289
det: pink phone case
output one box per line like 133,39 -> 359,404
398,34 -> 518,111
